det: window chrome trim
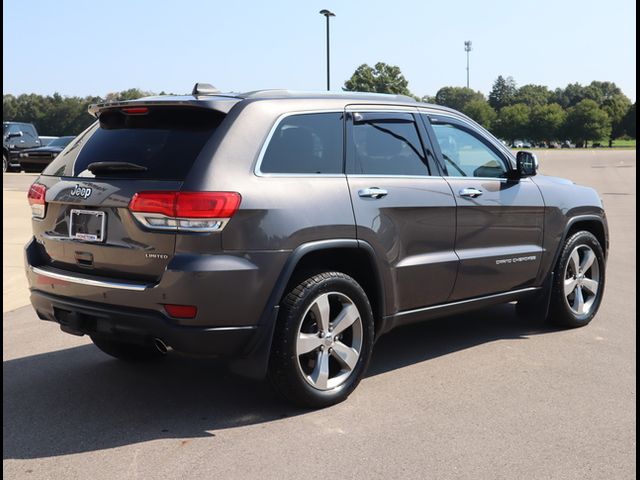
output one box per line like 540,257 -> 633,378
31,266 -> 150,291
254,109 -> 345,178
346,174 -> 441,179
442,176 -> 533,182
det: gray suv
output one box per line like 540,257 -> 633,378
25,86 -> 608,407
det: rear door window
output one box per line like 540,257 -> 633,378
42,107 -> 224,180
346,112 -> 429,176
259,112 -> 343,174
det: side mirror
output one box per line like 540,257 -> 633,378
516,150 -> 538,177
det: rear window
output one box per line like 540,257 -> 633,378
42,107 -> 224,179
260,112 -> 343,174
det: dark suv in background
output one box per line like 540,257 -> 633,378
3,121 -> 41,172
18,135 -> 75,172
25,86 -> 608,407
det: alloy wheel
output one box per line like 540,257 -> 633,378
295,292 -> 363,391
563,244 -> 600,316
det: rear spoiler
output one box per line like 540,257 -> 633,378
88,97 -> 241,118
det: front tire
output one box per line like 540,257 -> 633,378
268,272 -> 374,408
3,155 -> 10,173
548,231 -> 605,327
91,336 -> 166,362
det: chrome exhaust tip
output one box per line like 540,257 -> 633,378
153,338 -> 168,354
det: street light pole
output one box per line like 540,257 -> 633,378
464,40 -> 472,88
319,9 -> 335,91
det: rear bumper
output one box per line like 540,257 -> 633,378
25,237 -> 289,329
24,237 -> 288,377
31,290 -> 261,357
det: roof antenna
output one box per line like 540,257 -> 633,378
192,83 -> 220,95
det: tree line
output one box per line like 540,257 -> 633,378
344,63 -> 636,146
3,67 -> 636,146
2,89 -> 155,136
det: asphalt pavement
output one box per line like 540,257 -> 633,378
3,150 -> 636,479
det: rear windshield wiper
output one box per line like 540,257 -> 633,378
86,162 -> 148,173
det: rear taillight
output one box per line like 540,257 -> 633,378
129,191 -> 241,232
27,183 -> 47,219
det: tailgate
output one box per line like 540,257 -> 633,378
32,177 -> 181,281
30,105 -> 227,282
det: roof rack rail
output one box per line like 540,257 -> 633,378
239,89 -> 417,102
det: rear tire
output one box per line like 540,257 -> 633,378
548,231 -> 605,328
268,271 -> 374,408
91,336 -> 166,362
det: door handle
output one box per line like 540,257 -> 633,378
358,187 -> 388,199
459,187 -> 483,198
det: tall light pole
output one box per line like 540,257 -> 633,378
464,40 -> 472,88
319,9 -> 335,91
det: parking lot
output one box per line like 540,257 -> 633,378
3,149 -> 636,479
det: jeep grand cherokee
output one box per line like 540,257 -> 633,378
24,84 -> 608,407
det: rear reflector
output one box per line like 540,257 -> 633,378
163,304 -> 197,319
27,183 -> 47,218
129,191 -> 241,232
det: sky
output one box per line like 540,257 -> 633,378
3,0 -> 636,101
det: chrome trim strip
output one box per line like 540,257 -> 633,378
394,287 -> 540,318
131,212 -> 229,232
31,266 -> 149,291
203,326 -> 258,332
346,174 -> 440,179
254,107 -> 426,178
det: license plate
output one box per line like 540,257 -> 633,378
69,209 -> 106,242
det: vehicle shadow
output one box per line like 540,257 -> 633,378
3,303 -> 558,459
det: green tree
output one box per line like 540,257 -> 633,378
514,84 -> 552,108
3,89 -> 154,136
3,94 -> 18,120
529,103 -> 567,142
622,102 -> 636,139
461,99 -> 497,129
493,103 -> 530,142
488,75 -> 517,110
584,81 -> 630,143
552,83 -> 587,108
434,86 -> 485,111
343,62 -> 413,96
564,99 -> 612,146
104,88 -> 154,102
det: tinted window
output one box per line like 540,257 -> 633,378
5,124 -> 22,134
348,113 -> 428,176
431,122 -> 507,178
260,113 -> 343,174
49,136 -> 74,147
43,107 -> 223,179
21,124 -> 38,139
